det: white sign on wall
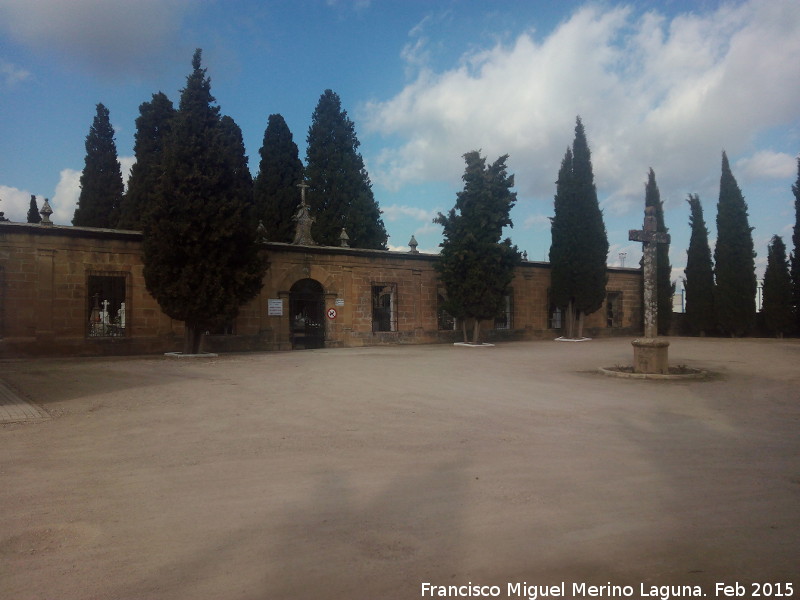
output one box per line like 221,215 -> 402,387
268,299 -> 283,316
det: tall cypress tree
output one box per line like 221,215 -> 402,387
549,117 -> 609,338
27,195 -> 41,223
253,114 -> 304,242
714,151 -> 756,336
218,115 -> 254,204
142,49 -> 265,354
72,103 -> 124,227
305,89 -> 387,249
684,194 -> 716,336
791,158 -> 800,334
549,147 -> 577,334
644,169 -> 674,334
762,235 -> 793,338
435,151 -> 519,343
119,92 -> 175,230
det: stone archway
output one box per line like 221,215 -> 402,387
289,278 -> 325,349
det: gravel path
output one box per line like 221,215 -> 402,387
1,337 -> 798,599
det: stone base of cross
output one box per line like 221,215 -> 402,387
629,206 -> 670,374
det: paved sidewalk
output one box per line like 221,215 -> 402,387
0,379 -> 48,423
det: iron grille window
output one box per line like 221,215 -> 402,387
547,289 -> 563,329
437,292 -> 455,330
206,320 -> 235,335
372,283 -> 397,332
606,291 -> 623,328
549,307 -> 563,329
87,273 -> 127,337
494,293 -> 513,329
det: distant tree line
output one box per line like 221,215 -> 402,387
71,67 -> 386,251
58,48 -> 800,341
684,154 -> 799,338
68,50 -> 387,352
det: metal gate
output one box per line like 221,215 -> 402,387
289,278 -> 325,349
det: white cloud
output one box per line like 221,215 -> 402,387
365,0 -> 800,217
50,168 -> 81,225
48,155 -> 133,225
0,0 -> 191,77
381,203 -> 437,222
119,156 -> 135,192
0,185 -> 36,221
522,214 -> 551,230
0,155 -> 133,226
0,59 -> 30,87
736,151 -> 797,180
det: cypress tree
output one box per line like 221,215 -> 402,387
644,169 -> 674,334
684,194 -> 716,336
218,115 -> 254,204
714,151 -> 756,336
142,49 -> 265,354
435,151 -> 519,343
253,114 -> 304,242
762,235 -> 793,337
791,158 -> 800,334
119,92 -> 175,230
72,103 -> 124,227
549,117 -> 609,338
549,147 -> 577,335
305,89 -> 387,249
27,195 -> 41,223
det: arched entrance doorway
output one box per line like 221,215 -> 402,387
289,278 -> 325,349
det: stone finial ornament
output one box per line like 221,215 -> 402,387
408,235 -> 419,253
39,198 -> 54,226
339,228 -> 350,247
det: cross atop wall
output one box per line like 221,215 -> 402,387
293,182 -> 316,246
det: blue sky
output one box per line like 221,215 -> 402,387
1,0 -> 798,284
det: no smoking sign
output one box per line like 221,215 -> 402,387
327,308 -> 337,320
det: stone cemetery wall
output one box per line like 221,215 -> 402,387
0,223 -> 182,357
0,222 -> 643,357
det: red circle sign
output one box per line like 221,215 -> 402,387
327,308 -> 337,320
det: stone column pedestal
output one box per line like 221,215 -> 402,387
632,338 -> 670,374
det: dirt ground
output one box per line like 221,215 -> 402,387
1,337 -> 798,600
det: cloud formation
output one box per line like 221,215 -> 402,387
0,59 -> 30,87
0,156 -> 134,225
0,0 -> 191,77
365,0 -> 800,216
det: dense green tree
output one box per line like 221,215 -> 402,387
435,151 -> 519,343
549,117 -> 609,338
27,195 -> 41,223
72,103 -> 124,227
683,194 -> 716,336
644,169 -> 675,334
791,158 -> 800,334
714,151 -> 756,336
119,92 -> 175,229
142,49 -> 265,354
762,235 -> 793,337
218,115 -> 254,203
305,89 -> 387,249
253,114 -> 304,242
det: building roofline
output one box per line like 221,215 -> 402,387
0,221 -> 640,272
0,221 -> 142,241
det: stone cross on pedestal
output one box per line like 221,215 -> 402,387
292,182 -> 317,246
628,206 -> 671,373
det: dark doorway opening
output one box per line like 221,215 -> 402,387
289,278 -> 325,349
